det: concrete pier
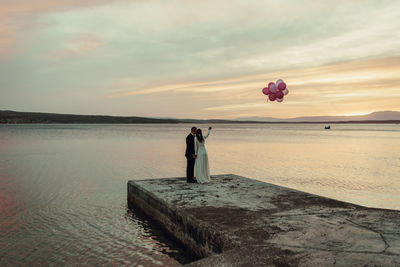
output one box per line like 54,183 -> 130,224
127,174 -> 400,266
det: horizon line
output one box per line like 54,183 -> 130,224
1,109 -> 400,122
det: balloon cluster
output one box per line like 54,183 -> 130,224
262,79 -> 289,102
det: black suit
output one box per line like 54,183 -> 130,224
185,133 -> 196,182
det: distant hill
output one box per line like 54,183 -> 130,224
0,110 -> 180,124
1,110 -> 399,124
236,111 -> 400,123
234,116 -> 282,122
0,110 -> 261,124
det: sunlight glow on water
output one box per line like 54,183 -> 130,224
0,123 -> 399,265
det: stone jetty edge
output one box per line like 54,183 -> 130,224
127,174 -> 400,266
127,178 -> 232,259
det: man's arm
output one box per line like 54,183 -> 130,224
194,138 -> 198,158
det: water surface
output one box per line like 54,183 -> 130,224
0,123 -> 399,265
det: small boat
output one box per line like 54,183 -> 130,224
324,125 -> 331,129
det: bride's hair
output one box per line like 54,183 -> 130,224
196,129 -> 204,143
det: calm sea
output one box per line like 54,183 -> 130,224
1,123 -> 399,266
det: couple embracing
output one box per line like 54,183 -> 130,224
185,126 -> 212,184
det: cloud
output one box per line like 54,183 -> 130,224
106,76 -> 263,98
108,56 -> 400,95
0,0 -> 113,58
77,0 -> 399,101
189,57 -> 400,118
48,34 -> 102,59
205,103 -> 266,111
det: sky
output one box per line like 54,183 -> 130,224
0,0 -> 399,119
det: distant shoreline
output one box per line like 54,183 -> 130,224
1,110 -> 399,124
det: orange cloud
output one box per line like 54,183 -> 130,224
47,34 -> 102,59
78,39 -> 102,52
106,56 -> 400,118
107,56 -> 400,97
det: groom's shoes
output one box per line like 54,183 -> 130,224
187,179 -> 197,183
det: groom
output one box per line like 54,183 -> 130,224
185,126 -> 197,183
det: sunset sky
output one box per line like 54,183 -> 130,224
1,0 -> 399,119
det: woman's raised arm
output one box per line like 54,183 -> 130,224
204,127 -> 212,139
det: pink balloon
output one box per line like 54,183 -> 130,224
268,93 -> 276,101
276,80 -> 283,89
276,91 -> 284,99
268,82 -> 275,88
277,98 -> 283,102
269,84 -> 277,93
277,82 -> 286,91
283,88 -> 289,95
262,87 -> 270,95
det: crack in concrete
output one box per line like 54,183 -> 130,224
345,218 -> 391,254
380,233 -> 391,253
268,210 -> 353,218
253,243 -> 399,256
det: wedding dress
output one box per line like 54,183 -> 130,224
195,130 -> 211,184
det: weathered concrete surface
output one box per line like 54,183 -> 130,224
127,174 -> 400,266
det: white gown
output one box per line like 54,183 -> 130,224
195,130 -> 211,184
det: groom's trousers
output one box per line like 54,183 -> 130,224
186,156 -> 195,182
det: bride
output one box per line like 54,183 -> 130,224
194,127 -> 212,184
